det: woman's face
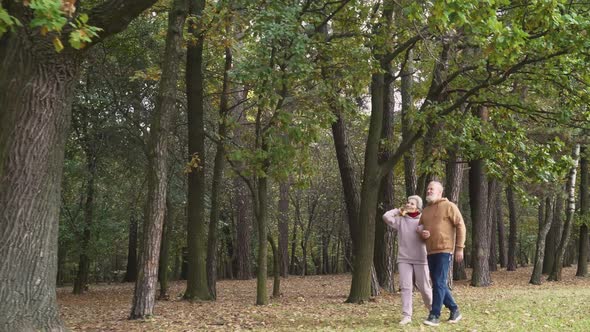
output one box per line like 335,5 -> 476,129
405,199 -> 418,213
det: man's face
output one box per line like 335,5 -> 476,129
426,182 -> 442,203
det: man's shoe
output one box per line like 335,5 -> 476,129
448,310 -> 462,323
423,314 -> 440,326
399,316 -> 412,325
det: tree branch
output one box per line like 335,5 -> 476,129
88,0 -> 159,42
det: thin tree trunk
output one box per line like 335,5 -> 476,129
268,234 -> 281,297
543,198 -> 560,274
506,186 -> 518,271
401,49 -> 417,197
131,0 -> 187,317
530,197 -> 553,285
496,186 -> 507,268
447,150 -> 467,281
206,41 -> 232,300
278,181 -> 290,277
124,213 -> 139,282
576,146 -> 588,277
158,197 -> 173,300
470,107 -> 491,287
489,181 -> 498,272
255,175 -> 269,305
549,144 -> 581,281
235,178 -> 252,279
184,0 -> 211,301
57,241 -> 67,286
289,214 -> 298,275
74,148 -> 97,294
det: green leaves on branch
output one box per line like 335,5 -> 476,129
2,1 -> 102,51
0,5 -> 22,37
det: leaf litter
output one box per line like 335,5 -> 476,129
58,266 -> 590,331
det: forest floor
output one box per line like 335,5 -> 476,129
58,266 -> 590,331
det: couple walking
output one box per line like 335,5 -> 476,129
382,181 -> 466,326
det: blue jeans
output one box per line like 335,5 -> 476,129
427,253 -> 458,318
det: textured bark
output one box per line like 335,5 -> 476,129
278,181 -> 290,277
1,3 -> 158,328
530,197 -> 553,285
506,186 -> 518,271
131,0 -> 187,317
0,37 -> 78,332
549,144 -> 580,281
206,42 -> 232,299
184,0 -> 211,301
576,147 -> 589,277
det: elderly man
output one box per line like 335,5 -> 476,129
417,181 -> 466,326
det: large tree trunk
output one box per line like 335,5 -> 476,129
530,197 -> 553,285
184,0 -> 211,301
0,39 -> 79,332
549,144 -> 581,281
347,72 -> 384,303
0,0 -> 161,328
506,186 -> 518,271
373,68 -> 395,293
576,146 -> 588,277
469,108 -> 491,287
206,42 -> 232,300
278,181 -> 290,277
73,146 -> 97,294
131,0 -> 187,317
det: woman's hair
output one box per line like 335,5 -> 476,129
408,195 -> 423,211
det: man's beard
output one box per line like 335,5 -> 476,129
426,195 -> 436,203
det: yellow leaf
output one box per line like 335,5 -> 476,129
53,37 -> 64,52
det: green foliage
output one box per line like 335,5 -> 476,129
67,14 -> 103,50
2,1 -> 103,51
0,5 -> 22,37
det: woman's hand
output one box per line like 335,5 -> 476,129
420,230 -> 430,239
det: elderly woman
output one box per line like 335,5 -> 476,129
382,195 -> 432,325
